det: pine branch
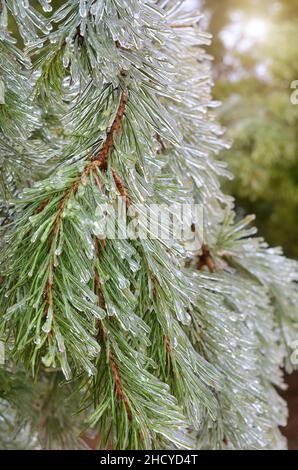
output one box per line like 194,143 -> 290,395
0,0 -> 297,451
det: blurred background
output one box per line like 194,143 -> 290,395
18,0 -> 298,450
186,0 -> 298,258
186,0 -> 298,449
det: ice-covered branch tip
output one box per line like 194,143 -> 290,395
41,90 -> 128,334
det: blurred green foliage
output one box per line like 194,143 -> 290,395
204,0 -> 298,258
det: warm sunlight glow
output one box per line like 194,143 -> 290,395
221,14 -> 270,51
244,18 -> 268,41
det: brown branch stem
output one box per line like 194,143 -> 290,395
109,351 -> 132,421
197,244 -> 216,273
112,170 -> 131,207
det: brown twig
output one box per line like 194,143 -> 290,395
36,198 -> 50,214
74,25 -> 84,46
165,335 -> 172,358
49,183 -> 79,244
156,133 -> 166,154
90,93 -> 128,170
92,169 -> 104,193
197,244 -> 216,273
44,262 -> 55,327
112,170 -> 131,207
109,351 -> 132,421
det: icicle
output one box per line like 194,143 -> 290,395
42,306 -> 54,334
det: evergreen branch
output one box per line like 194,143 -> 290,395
89,315 -> 194,450
39,89 -> 128,338
93,238 -> 132,424
0,0 -> 297,451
